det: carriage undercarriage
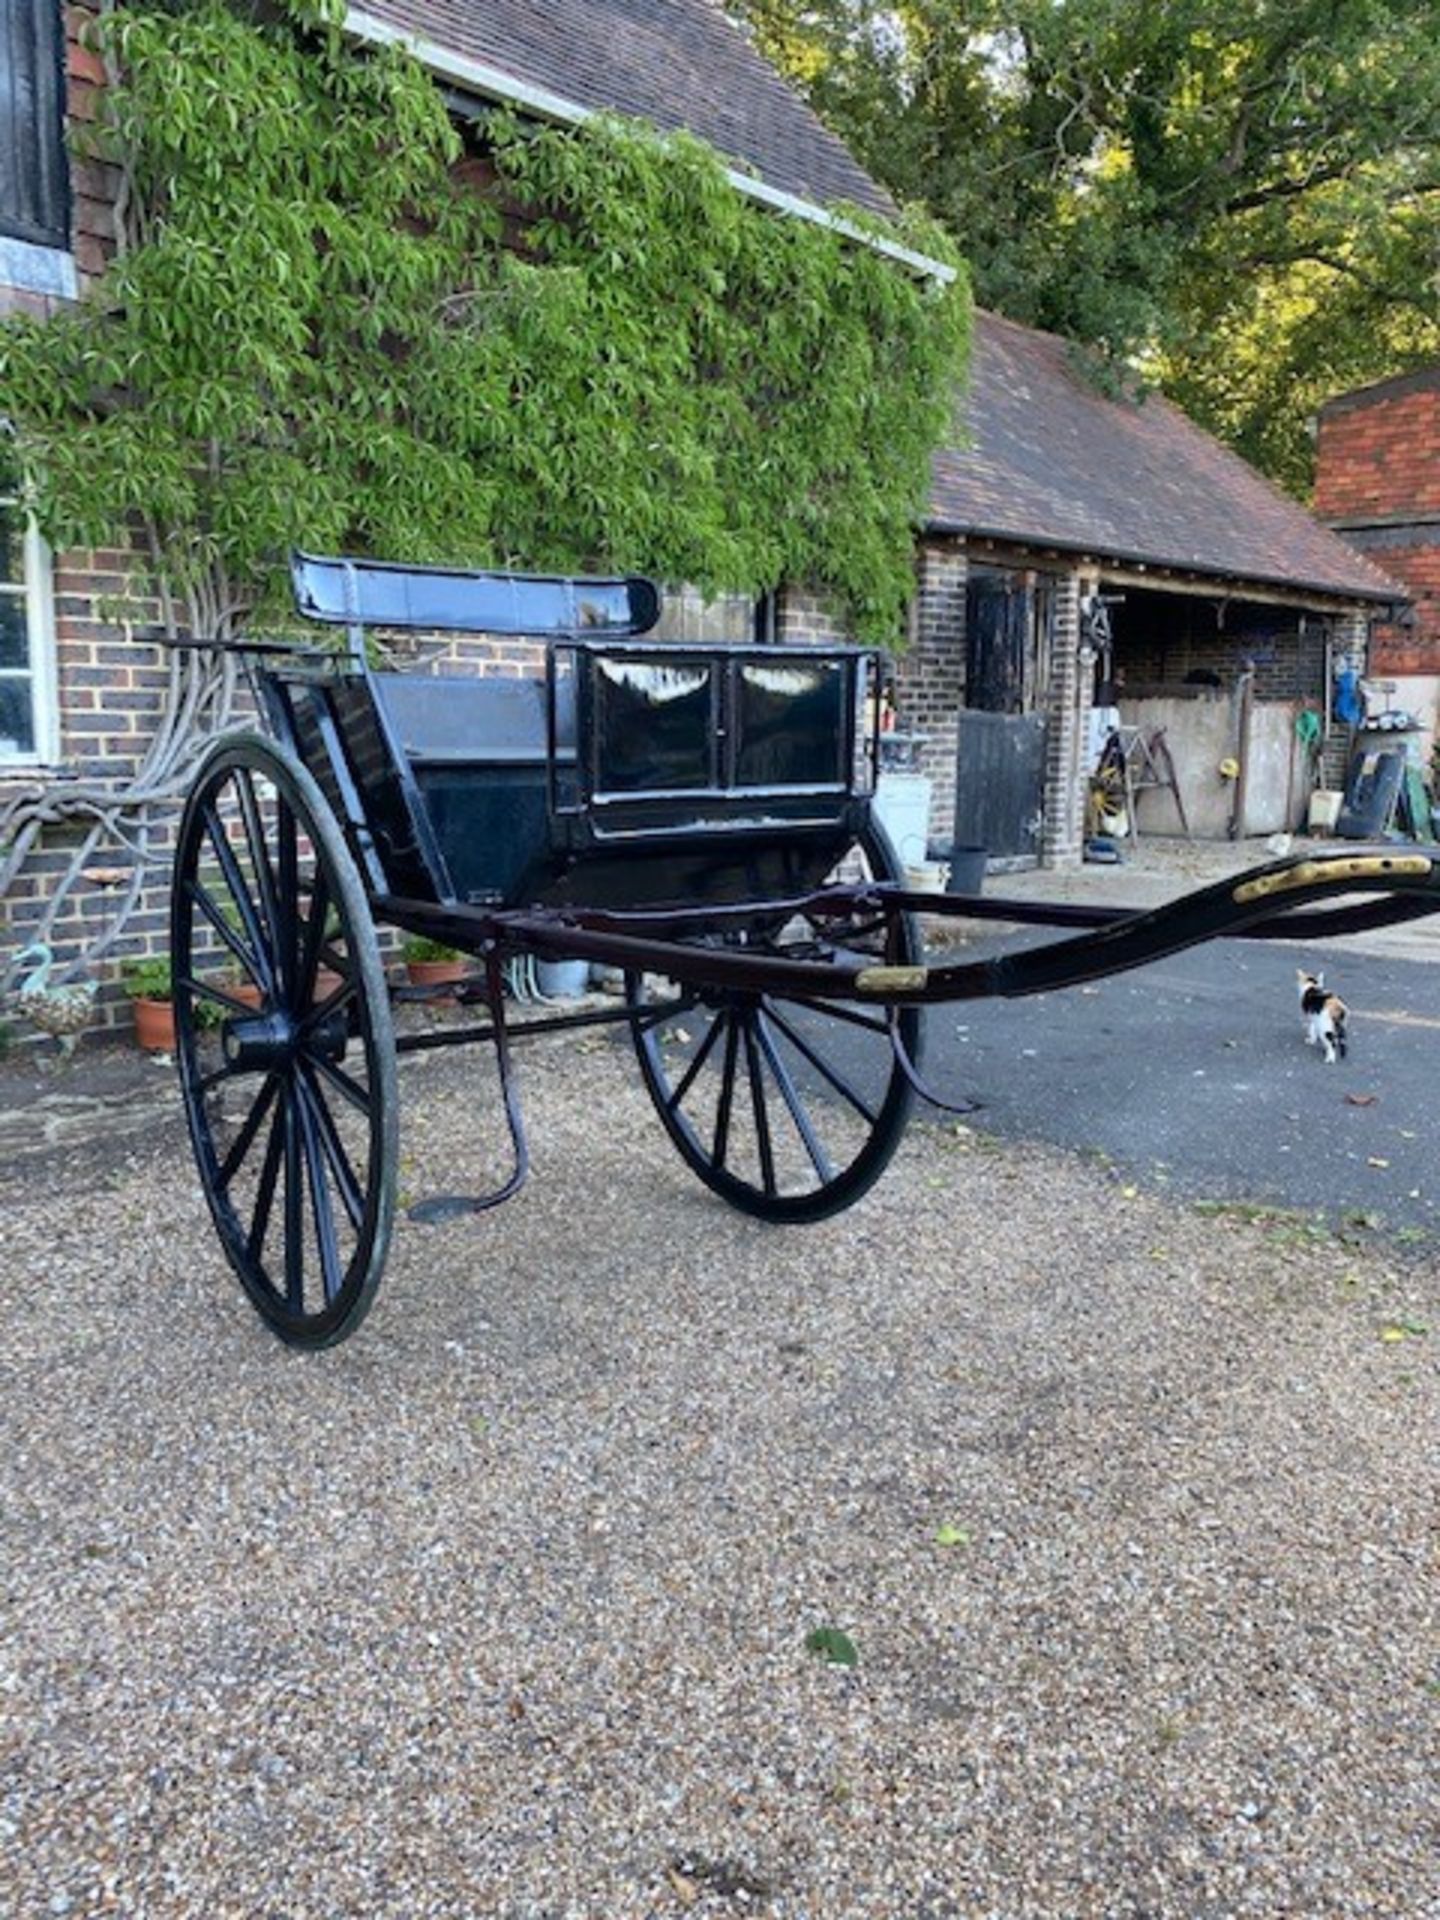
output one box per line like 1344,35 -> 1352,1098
170,555 -> 1440,1346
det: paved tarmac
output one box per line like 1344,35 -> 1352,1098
905,835 -> 1440,1244
917,935 -> 1440,1240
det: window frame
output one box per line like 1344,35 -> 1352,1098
1,0 -> 71,252
0,500 -> 60,768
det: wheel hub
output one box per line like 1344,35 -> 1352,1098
221,1005 -> 351,1071
222,1009 -> 299,1072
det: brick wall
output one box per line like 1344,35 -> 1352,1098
893,538 -> 966,843
1,4 -> 146,1022
1315,373 -> 1440,523
1316,371 -> 1440,679
1041,572 -> 1085,868
773,585 -> 848,646
4,549 -> 179,1027
1332,532 -> 1440,678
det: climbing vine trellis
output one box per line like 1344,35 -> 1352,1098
0,0 -> 969,988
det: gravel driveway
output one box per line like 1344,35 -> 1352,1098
3,1035 -> 1437,1918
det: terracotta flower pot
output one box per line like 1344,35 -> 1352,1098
406,958 -> 468,989
131,996 -> 176,1053
227,979 -> 265,1010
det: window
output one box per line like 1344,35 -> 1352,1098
654,584 -> 772,645
0,456 -> 58,763
1,0 -> 69,250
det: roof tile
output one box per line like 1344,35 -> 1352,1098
355,0 -> 894,217
933,313 -> 1402,604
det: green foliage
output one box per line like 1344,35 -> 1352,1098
805,1625 -> 859,1667
728,0 -> 1440,494
402,935 -> 462,963
0,2 -> 968,640
119,954 -> 172,1000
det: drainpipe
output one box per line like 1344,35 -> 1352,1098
1229,669 -> 1254,841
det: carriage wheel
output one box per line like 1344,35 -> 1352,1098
171,733 -> 398,1346
627,819 -> 922,1223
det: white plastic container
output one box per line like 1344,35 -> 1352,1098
872,772 -> 933,869
1308,789 -> 1343,833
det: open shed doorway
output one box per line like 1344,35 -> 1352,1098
1096,583 -> 1330,838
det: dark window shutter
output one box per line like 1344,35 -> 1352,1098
1,0 -> 70,249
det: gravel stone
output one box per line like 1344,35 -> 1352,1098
2,1032 -> 1437,1918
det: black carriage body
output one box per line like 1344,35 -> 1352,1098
264,554 -> 875,925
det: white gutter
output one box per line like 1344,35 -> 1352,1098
345,6 -> 956,285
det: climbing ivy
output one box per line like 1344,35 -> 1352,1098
0,0 -> 968,643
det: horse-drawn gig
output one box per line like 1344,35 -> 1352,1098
171,554 -> 1440,1344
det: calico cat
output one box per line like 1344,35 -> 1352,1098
1297,969 -> 1348,1065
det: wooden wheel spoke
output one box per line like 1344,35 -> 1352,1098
783,995 -> 890,1036
741,1013 -> 777,1198
664,1008 -> 726,1113
630,998 -> 698,1036
202,804 -> 272,986
299,974 -> 357,1036
247,1101 -> 286,1263
282,1091 -> 305,1309
296,865 -> 332,1006
753,1010 -> 833,1185
187,879 -> 266,989
296,1063 -> 365,1233
309,1050 -> 373,1117
294,1076 -> 345,1303
218,1073 -> 280,1188
177,973 -> 264,1019
764,1004 -> 880,1126
712,1015 -> 741,1172
275,799 -> 301,1003
235,768 -> 282,958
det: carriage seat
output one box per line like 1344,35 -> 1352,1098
376,672 -> 575,768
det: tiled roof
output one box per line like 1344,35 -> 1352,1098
1318,365 -> 1440,421
351,0 -> 894,218
931,312 -> 1403,605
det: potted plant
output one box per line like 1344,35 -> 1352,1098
120,955 -> 177,1052
402,935 -> 469,989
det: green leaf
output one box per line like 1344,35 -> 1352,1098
933,1523 -> 971,1549
1,5 -> 969,645
805,1626 -> 858,1668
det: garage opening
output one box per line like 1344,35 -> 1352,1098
1092,583 -> 1332,839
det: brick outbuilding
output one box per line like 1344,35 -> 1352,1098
1316,369 -> 1440,756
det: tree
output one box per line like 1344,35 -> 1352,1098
726,0 -> 1440,492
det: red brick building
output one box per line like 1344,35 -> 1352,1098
1315,369 -> 1440,747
